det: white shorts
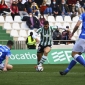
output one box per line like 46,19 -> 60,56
0,63 -> 4,70
72,38 -> 85,53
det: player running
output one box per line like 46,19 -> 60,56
60,12 -> 85,75
33,21 -> 67,71
0,40 -> 14,71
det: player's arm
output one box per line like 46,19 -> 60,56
3,52 -> 11,71
72,14 -> 83,36
72,21 -> 81,36
3,56 -> 9,71
33,28 -> 42,43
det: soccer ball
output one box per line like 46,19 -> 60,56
36,66 -> 44,72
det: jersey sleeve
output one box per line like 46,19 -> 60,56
36,28 -> 42,34
6,50 -> 11,57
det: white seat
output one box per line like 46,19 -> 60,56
21,22 -> 29,30
48,16 -> 55,22
0,16 -> 4,22
3,23 -> 11,30
19,30 -> 27,37
71,36 -> 76,40
5,16 -> 13,22
78,30 -> 81,34
63,23 -> 70,28
18,37 -> 25,41
14,16 -> 22,22
72,16 -> 79,22
71,23 -> 76,29
49,22 -> 54,26
56,16 -> 63,22
64,16 -> 71,22
44,15 -> 48,20
12,23 -> 21,30
55,23 -> 62,27
10,30 -> 19,37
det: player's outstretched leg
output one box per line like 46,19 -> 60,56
59,59 -> 77,75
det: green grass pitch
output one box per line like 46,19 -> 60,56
0,64 -> 85,85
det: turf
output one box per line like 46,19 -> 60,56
0,64 -> 85,85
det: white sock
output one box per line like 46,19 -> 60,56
74,54 -> 79,59
38,55 -> 47,66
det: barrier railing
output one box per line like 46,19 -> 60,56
0,40 -> 75,49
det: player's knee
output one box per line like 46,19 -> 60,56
44,50 -> 49,55
10,65 -> 13,70
7,65 -> 13,70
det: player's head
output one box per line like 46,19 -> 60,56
7,40 -> 14,49
30,32 -> 33,36
44,21 -> 49,30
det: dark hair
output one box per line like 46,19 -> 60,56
66,26 -> 69,28
43,21 -> 49,25
30,32 -> 33,41
7,40 -> 14,46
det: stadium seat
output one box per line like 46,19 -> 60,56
5,16 -> 13,23
19,30 -> 27,37
49,22 -> 54,26
3,23 -> 11,30
44,14 -> 48,20
71,36 -> 76,40
0,16 -> 4,23
64,16 -> 72,22
72,16 -> 79,22
14,16 -> 22,23
55,22 -> 62,27
71,23 -> 76,29
12,23 -> 21,30
48,15 -> 55,23
62,23 -> 70,29
18,37 -> 25,41
21,22 -> 29,30
78,30 -> 81,34
10,30 -> 19,37
56,16 -> 63,22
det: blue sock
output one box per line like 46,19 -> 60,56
75,55 -> 85,67
64,60 -> 77,73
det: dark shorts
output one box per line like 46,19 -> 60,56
37,45 -> 51,53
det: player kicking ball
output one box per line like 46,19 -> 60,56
59,12 -> 85,75
33,21 -> 67,71
0,40 -> 14,71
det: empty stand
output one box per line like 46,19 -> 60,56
14,16 -> 22,23
5,16 -> 13,23
21,22 -> 29,30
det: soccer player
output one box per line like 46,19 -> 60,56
33,21 -> 66,70
59,12 -> 85,75
0,40 -> 14,71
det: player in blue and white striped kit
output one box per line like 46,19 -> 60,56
60,12 -> 85,75
0,40 -> 14,71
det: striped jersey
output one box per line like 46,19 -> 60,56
79,12 -> 85,39
0,45 -> 11,64
36,26 -> 57,46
